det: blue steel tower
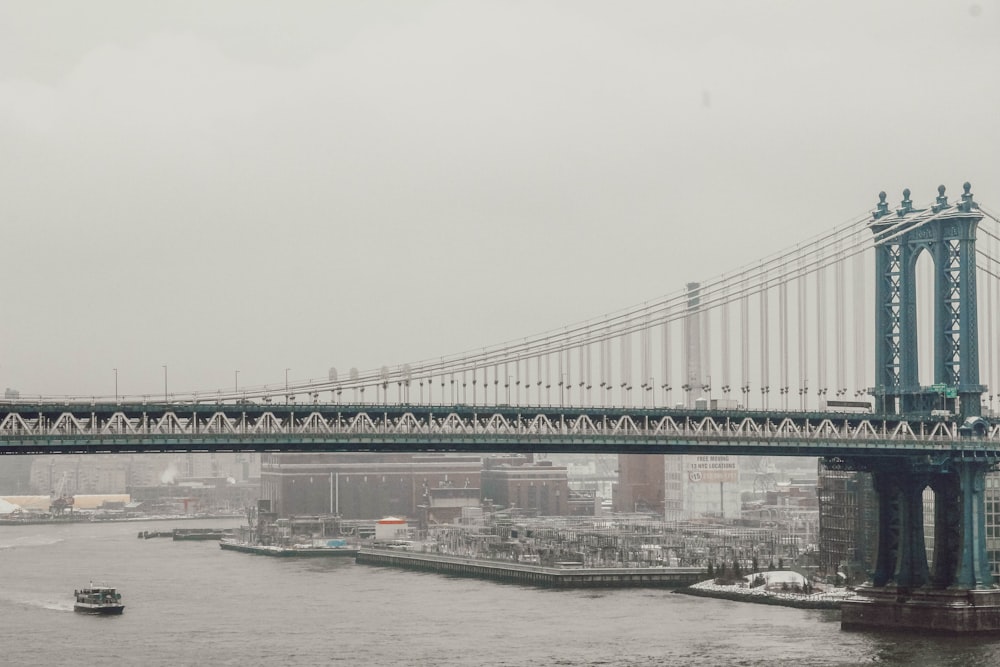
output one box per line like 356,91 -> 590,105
870,183 -> 984,417
841,183 -> 998,632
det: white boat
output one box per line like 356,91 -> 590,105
74,585 -> 124,615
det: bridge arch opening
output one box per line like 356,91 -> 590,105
915,248 -> 936,388
922,484 -> 935,574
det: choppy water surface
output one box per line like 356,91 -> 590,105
2,520 -> 999,666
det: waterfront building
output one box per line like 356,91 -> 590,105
128,478 -> 259,515
418,484 -> 482,527
480,456 -> 569,516
260,452 -> 482,519
989,475 -> 1000,582
619,454 -> 743,519
681,455 -> 741,519
816,463 -> 1000,584
28,454 -> 259,496
664,457 -> 684,520
816,464 -> 878,584
615,454 -> 664,514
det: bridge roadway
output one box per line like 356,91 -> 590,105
2,401 -> 1000,461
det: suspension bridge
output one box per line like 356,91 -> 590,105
4,181 -> 1000,631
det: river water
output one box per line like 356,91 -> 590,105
2,519 -> 999,666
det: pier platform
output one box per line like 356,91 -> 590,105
356,548 -> 704,588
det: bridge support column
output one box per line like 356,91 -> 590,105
842,461 -> 1000,633
949,462 -> 993,590
869,471 -> 928,589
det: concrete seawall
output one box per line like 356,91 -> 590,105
356,548 -> 705,588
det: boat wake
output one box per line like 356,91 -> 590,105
0,593 -> 74,612
0,536 -> 65,550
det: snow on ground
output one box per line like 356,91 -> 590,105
689,572 -> 856,604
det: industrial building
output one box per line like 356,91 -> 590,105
260,452 -> 482,519
479,455 -> 570,516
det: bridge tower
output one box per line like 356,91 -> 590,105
870,183 -> 985,417
841,183 -> 1000,633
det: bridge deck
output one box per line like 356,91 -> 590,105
2,402 -> 998,460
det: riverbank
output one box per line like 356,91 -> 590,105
0,512 -> 242,526
675,575 -> 855,610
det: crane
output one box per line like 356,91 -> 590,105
49,472 -> 74,516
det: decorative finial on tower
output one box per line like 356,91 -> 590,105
873,190 -> 890,219
957,181 -> 979,213
931,184 -> 950,213
896,188 -> 915,216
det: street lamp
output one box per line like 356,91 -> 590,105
235,370 -> 240,397
113,368 -> 118,403
285,368 -> 290,404
162,365 -> 168,402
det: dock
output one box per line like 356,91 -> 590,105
172,528 -> 233,541
356,548 -> 705,588
138,528 -> 234,540
219,538 -> 359,557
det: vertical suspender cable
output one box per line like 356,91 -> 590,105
684,301 -> 692,407
522,358 -> 529,406
759,266 -> 769,409
563,348 -> 570,405
600,337 -> 608,407
545,353 -> 552,405
989,227 -> 998,411
994,231 -> 1000,411
994,229 -> 1000,411
556,350 -> 566,405
721,284 -> 731,403
620,333 -> 632,406
853,233 -> 867,396
779,277 -> 788,409
985,244 -> 993,412
816,244 -> 827,404
642,313 -> 652,407
566,348 -> 572,405
536,355 -> 543,406
741,277 -> 750,408
662,314 -> 672,406
619,333 -> 626,407
835,239 -> 846,397
497,360 -> 508,403
798,253 -> 809,410
702,302 -> 711,402
627,331 -> 633,406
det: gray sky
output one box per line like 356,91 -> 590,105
2,1 -> 999,399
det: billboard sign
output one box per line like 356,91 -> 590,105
686,455 -> 738,484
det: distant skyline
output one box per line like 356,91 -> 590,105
2,1 -> 999,398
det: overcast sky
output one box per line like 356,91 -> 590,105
1,1 -> 998,399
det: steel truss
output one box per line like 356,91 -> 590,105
3,406 -> 1000,459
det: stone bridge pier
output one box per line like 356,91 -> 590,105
840,457 -> 1000,633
